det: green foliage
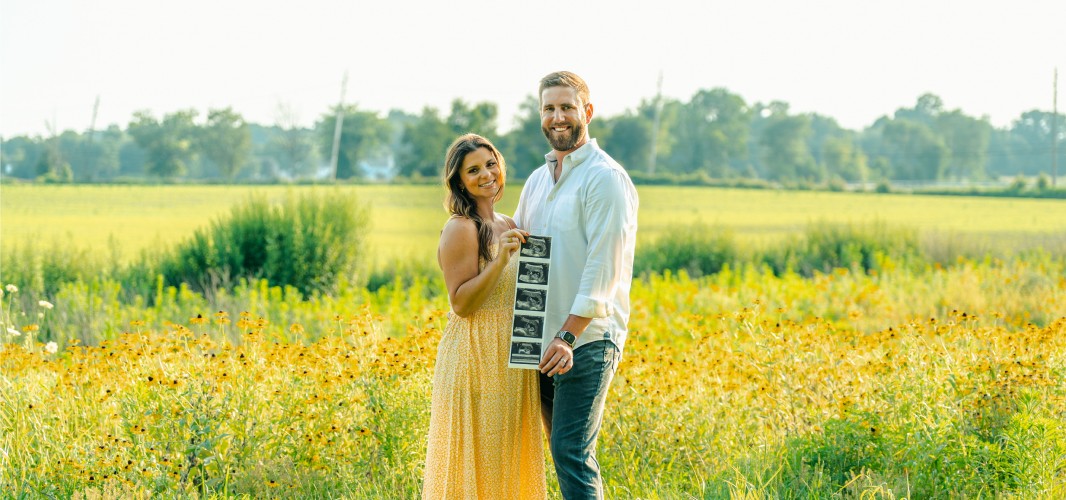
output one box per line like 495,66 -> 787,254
127,109 -> 200,179
315,105 -> 391,179
154,191 -> 370,296
634,223 -> 740,278
761,221 -> 922,276
637,221 -> 922,278
198,107 -> 252,180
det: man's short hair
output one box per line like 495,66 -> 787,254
539,71 -> 591,107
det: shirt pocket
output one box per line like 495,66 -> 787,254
551,194 -> 583,234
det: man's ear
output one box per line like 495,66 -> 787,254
585,102 -> 594,123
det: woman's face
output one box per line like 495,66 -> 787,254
458,146 -> 502,200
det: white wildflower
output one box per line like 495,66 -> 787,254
4,284 -> 17,293
39,300 -> 54,310
6,328 -> 19,337
45,341 -> 59,354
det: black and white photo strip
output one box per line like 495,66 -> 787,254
509,235 -> 552,369
509,340 -> 542,366
519,235 -> 551,259
517,261 -> 549,286
514,288 -> 547,313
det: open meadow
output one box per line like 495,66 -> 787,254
4,184 -> 1066,268
1,184 -> 1065,498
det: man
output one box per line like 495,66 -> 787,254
513,71 -> 639,499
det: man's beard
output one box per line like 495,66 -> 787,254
543,121 -> 585,152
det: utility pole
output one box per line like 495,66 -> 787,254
1053,67 -> 1058,187
648,71 -> 663,175
85,95 -> 100,180
329,71 -> 349,181
88,95 -> 100,142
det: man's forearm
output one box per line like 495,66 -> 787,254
559,314 -> 593,338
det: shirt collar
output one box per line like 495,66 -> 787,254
544,138 -> 599,173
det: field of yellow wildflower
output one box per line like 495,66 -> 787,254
3,255 -> 1065,498
2,184 -> 1065,497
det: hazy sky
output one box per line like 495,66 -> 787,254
2,0 -> 1064,139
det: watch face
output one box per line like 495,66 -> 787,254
558,331 -> 576,345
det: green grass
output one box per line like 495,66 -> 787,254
4,184 -> 1065,270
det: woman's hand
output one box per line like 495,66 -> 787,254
497,229 -> 528,264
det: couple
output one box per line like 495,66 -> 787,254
422,71 -> 639,499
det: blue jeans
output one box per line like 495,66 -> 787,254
540,340 -> 621,500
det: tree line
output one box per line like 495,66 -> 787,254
2,89 -> 1062,185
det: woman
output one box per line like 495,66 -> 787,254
422,134 -> 545,498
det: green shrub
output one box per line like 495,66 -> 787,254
634,223 -> 739,278
760,221 -> 922,276
154,190 -> 370,297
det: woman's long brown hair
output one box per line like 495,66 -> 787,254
442,134 -> 507,263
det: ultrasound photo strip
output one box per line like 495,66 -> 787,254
508,235 -> 552,369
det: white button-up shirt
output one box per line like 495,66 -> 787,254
513,139 -> 639,354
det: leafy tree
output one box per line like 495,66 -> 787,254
667,88 -> 750,176
601,113 -> 653,172
36,134 -> 73,182
637,96 -> 681,174
894,93 -> 943,127
878,118 -> 948,181
1009,110 -> 1066,176
986,127 -> 1025,177
128,109 -> 199,179
935,110 -> 991,180
499,95 -> 549,179
199,107 -> 251,181
316,105 -> 391,179
397,107 -> 452,178
257,103 -> 319,180
759,111 -> 822,183
446,99 -> 498,138
1,136 -> 43,178
821,135 -> 868,183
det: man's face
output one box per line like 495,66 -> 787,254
540,86 -> 592,153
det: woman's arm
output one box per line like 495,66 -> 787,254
437,217 -> 523,317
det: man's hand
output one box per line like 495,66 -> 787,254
539,338 -> 574,377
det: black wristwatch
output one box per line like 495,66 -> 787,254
555,330 -> 576,348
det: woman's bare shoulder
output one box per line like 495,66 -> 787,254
440,216 -> 478,246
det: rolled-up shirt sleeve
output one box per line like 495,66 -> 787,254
569,169 -> 636,318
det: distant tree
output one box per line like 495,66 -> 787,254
118,140 -> 148,176
128,109 -> 198,179
36,134 -> 73,183
759,110 -> 822,182
935,110 -> 991,180
499,95 -> 548,178
1010,110 -> 1066,176
397,107 -> 452,178
447,99 -> 498,139
667,88 -> 750,176
804,114 -> 868,182
821,135 -> 868,183
986,127 -> 1024,178
601,113 -> 653,171
1,136 -> 43,178
315,105 -> 390,179
259,103 -> 319,180
88,125 -> 124,181
878,118 -> 948,181
894,93 -> 944,127
198,107 -> 251,181
637,96 -> 681,173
